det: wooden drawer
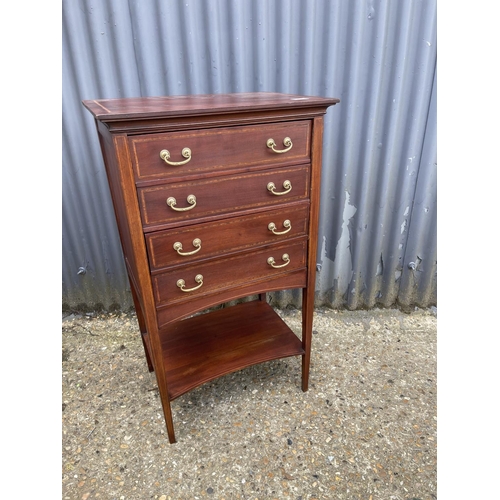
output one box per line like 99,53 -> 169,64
138,165 -> 310,230
145,203 -> 310,271
152,239 -> 307,307
155,270 -> 308,328
129,120 -> 311,182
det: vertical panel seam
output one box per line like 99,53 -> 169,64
399,57 -> 437,298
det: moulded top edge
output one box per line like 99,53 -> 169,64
82,92 -> 340,122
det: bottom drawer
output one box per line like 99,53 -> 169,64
152,239 -> 307,307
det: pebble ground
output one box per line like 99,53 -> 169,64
62,305 -> 437,500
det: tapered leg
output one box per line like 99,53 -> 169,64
301,115 -> 324,392
301,286 -> 314,392
163,397 -> 176,444
130,281 -> 154,372
131,286 -> 175,441
140,333 -> 154,373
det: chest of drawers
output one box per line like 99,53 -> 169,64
83,92 -> 339,443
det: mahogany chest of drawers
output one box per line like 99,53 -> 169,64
83,92 -> 339,443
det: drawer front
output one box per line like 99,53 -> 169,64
138,165 -> 310,230
129,120 -> 311,181
156,270 -> 308,327
152,239 -> 307,306
146,203 -> 310,271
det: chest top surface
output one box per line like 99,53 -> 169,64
82,92 -> 339,122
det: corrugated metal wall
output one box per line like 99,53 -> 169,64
62,0 -> 437,312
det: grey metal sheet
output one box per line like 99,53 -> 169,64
62,0 -> 437,311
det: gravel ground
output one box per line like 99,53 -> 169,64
62,305 -> 437,500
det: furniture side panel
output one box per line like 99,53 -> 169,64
96,122 -> 143,300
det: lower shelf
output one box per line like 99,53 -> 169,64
160,300 -> 304,400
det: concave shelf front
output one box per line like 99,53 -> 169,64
160,300 -> 304,400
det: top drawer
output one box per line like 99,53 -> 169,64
129,120 -> 311,182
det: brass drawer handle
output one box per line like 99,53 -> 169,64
166,195 -> 197,212
267,253 -> 290,268
268,220 -> 291,235
267,137 -> 293,154
160,148 -> 192,166
173,238 -> 202,256
177,274 -> 204,292
267,180 -> 292,196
